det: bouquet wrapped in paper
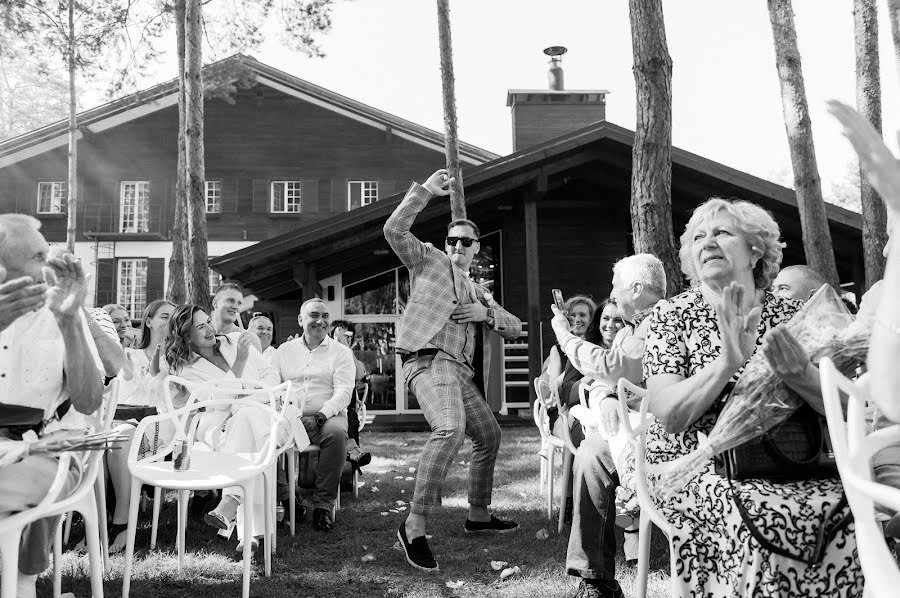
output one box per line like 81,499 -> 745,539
656,284 -> 868,498
0,429 -> 129,468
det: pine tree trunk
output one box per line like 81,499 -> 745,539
184,0 -> 209,306
855,0 -> 888,291
628,0 -> 680,297
65,0 -> 77,253
166,0 -> 187,304
767,0 -> 840,289
436,0 -> 465,220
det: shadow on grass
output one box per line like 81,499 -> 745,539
41,428 -> 671,598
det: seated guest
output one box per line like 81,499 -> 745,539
248,314 -> 276,361
269,298 -> 355,532
211,283 -> 260,351
537,295 -> 596,414
0,214 -> 105,598
91,300 -> 175,553
162,304 -> 302,553
329,319 -> 372,468
549,254 -> 666,598
644,198 -> 861,597
104,303 -> 135,348
771,264 -> 827,302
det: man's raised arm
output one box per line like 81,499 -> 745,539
383,169 -> 454,269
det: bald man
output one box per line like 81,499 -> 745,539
771,265 -> 827,302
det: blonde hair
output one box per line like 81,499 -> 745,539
679,198 -> 785,289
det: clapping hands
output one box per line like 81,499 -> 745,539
0,265 -> 46,333
43,251 -> 88,320
712,282 -> 762,371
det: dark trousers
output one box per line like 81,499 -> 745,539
565,433 -> 618,581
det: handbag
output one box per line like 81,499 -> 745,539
712,391 -> 851,565
713,402 -> 837,482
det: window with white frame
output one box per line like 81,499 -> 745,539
120,181 -> 150,233
348,181 -> 378,210
205,180 -> 222,213
271,181 -> 302,213
208,258 -> 222,295
36,182 -> 68,214
117,258 -> 148,319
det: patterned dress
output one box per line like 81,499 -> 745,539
642,289 -> 862,598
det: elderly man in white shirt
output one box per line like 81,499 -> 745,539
269,298 -> 355,532
0,214 -> 104,598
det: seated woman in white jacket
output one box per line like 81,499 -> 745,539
162,304 -> 308,553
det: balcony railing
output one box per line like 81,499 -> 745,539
83,203 -> 167,239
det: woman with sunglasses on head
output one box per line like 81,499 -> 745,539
329,320 -> 371,469
162,304 -> 305,555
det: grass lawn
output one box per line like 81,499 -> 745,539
45,427 -> 672,597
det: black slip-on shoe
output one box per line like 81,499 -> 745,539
312,507 -> 335,531
464,514 -> 519,534
397,523 -> 439,572
572,579 -> 624,598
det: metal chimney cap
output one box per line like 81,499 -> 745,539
543,46 -> 568,58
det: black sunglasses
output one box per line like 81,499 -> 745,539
445,236 -> 478,248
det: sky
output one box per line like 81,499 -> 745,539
106,0 -> 900,200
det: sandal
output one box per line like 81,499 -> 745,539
204,510 -> 234,531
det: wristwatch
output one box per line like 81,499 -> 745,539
485,308 -> 495,327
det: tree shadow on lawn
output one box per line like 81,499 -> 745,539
43,428 -> 670,598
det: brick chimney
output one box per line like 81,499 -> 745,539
507,47 -> 608,152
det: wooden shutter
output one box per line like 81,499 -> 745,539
96,258 -> 116,307
348,182 -> 361,211
378,179 -> 396,201
146,258 -> 165,304
15,181 -> 35,214
317,178 -> 331,213
221,178 -> 239,212
331,178 -> 347,213
301,179 -> 318,214
252,179 -> 269,213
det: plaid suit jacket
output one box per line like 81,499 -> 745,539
384,183 -> 522,389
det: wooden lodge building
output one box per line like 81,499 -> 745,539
0,54 -> 864,417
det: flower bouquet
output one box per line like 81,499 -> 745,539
655,284 -> 867,499
0,429 -> 129,468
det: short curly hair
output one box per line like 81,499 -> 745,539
679,198 -> 785,290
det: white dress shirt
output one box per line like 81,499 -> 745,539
0,308 -> 103,432
270,335 -> 355,418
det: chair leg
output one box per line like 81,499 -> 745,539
558,450 -> 572,535
95,473 -> 109,571
150,485 -> 161,549
1,532 -> 22,598
287,450 -> 296,537
546,449 -> 556,521
63,510 -> 72,546
79,497 -> 105,598
122,482 -> 142,598
352,469 -> 359,500
636,511 -> 653,598
240,483 -> 254,598
176,489 -> 189,573
539,452 -> 547,495
267,466 -> 277,556
263,472 -> 273,577
53,518 -> 63,598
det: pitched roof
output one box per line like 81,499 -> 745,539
210,119 -> 862,280
0,54 -> 499,169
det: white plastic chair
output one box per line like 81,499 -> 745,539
532,378 -> 578,526
122,389 -> 288,598
820,358 -> 900,598
0,380 -> 121,598
350,382 -> 370,500
616,378 -> 676,598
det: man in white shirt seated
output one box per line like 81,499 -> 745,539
550,253 -> 665,598
0,214 -> 104,598
269,298 -> 355,532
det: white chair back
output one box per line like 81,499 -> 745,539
616,378 -> 671,535
820,358 -> 900,597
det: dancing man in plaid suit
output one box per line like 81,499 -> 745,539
385,169 -> 523,572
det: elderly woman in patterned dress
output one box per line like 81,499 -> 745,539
642,198 -> 862,597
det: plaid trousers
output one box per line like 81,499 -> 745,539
404,353 -> 502,515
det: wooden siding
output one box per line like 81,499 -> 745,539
512,103 -> 606,152
0,85 -> 450,243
